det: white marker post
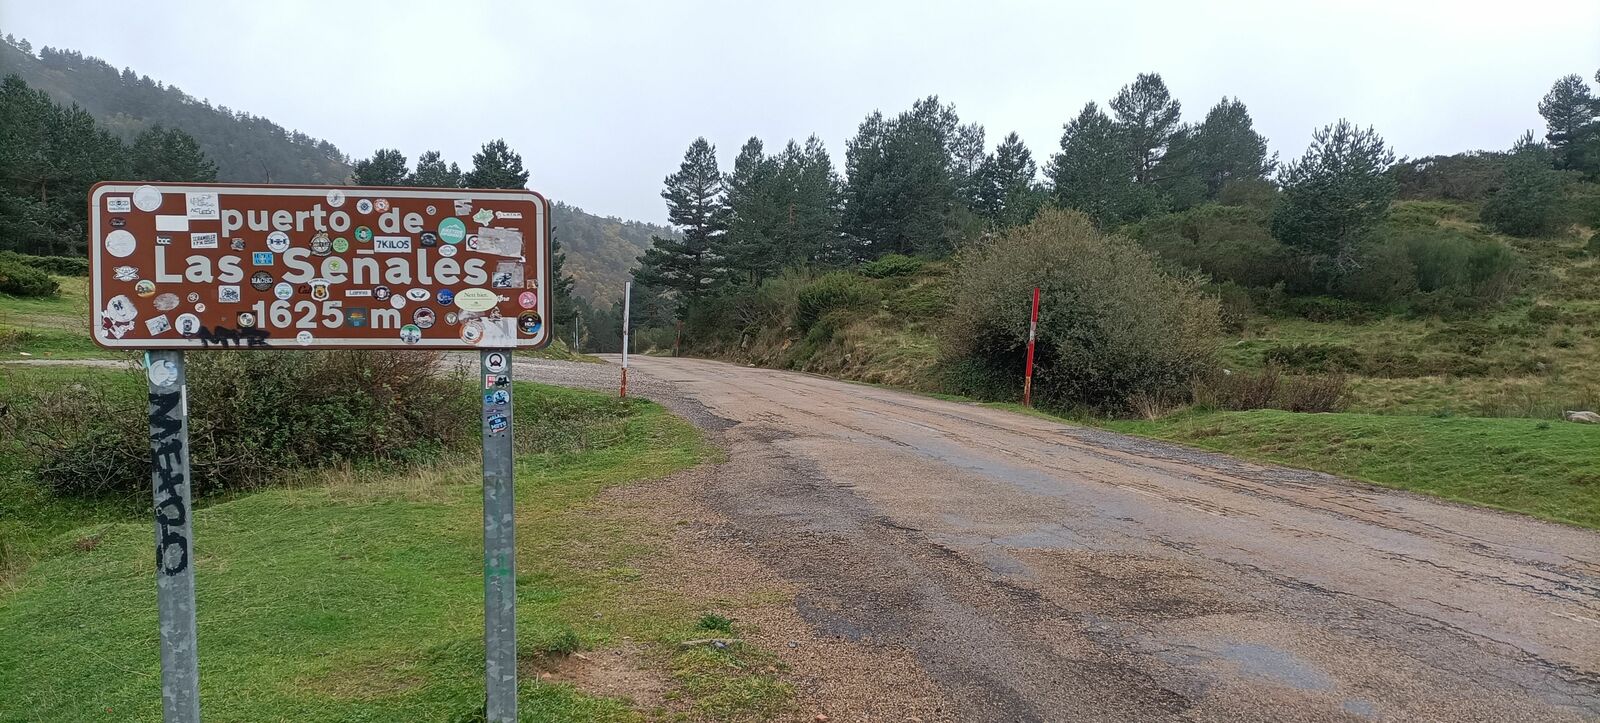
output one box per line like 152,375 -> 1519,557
620,281 -> 632,398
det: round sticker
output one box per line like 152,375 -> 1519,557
105,229 -> 137,258
328,258 -> 346,273
326,189 -> 346,208
296,330 -> 314,346
154,293 -> 179,311
375,199 -> 391,213
355,226 -> 373,243
445,311 -> 459,326
518,311 -> 542,335
133,185 -> 163,212
460,318 -> 485,345
437,243 -> 458,258
420,232 -> 438,247
187,292 -> 200,303
135,279 -> 156,297
373,285 -> 392,301
485,352 -> 508,373
438,217 -> 467,244
454,288 -> 497,311
406,288 -> 430,302
413,307 -> 436,329
399,324 -> 422,344
237,311 -> 257,328
147,359 -> 179,388
332,237 -> 349,253
266,231 -> 291,253
251,271 -> 273,291
390,295 -> 408,310
274,282 -> 294,300
518,291 -> 537,309
310,232 -> 332,256
437,289 -> 455,305
356,198 -> 374,214
194,303 -> 207,313
175,313 -> 201,336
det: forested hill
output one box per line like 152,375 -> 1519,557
553,201 -> 671,301
0,36 -> 349,184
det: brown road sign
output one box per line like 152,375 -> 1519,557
87,182 -> 552,350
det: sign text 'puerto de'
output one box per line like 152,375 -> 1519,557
89,183 -> 551,350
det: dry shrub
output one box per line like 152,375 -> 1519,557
1198,366 -> 1348,413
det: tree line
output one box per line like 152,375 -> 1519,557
630,68 -> 1600,328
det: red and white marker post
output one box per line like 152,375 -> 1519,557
1023,286 -> 1040,408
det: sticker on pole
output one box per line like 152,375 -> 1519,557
87,182 -> 552,350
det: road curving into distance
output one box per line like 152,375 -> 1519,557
518,354 -> 1600,722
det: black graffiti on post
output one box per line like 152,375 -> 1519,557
149,389 -> 189,576
193,325 -> 271,349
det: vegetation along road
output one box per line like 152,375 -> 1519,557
530,354 -> 1600,722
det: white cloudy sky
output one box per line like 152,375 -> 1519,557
4,0 -> 1597,223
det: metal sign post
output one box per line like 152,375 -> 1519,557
620,281 -> 632,398
146,350 -> 200,723
1023,287 -> 1040,408
480,349 -> 517,721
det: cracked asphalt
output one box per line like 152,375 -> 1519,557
516,354 -> 1600,722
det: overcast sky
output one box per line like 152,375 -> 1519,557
5,0 -> 1598,223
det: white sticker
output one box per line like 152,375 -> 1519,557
454,288 -> 498,312
454,199 -> 472,215
266,231 -> 290,253
491,262 -> 523,289
133,185 -> 162,212
356,198 -> 374,214
113,265 -> 139,282
478,317 -> 517,347
326,189 -> 346,208
190,232 -> 219,249
105,229 -> 137,258
156,215 -> 190,232
495,211 -> 523,220
186,192 -> 219,220
147,357 -> 179,386
175,313 -> 201,336
218,285 -> 241,303
153,293 -> 179,311
373,236 -> 413,253
405,288 -> 430,302
484,352 -> 508,373
107,196 -> 132,213
274,282 -> 293,300
344,289 -> 373,298
390,295 -> 408,310
194,302 -> 207,313
296,330 -> 314,346
473,227 -> 523,257
145,315 -> 172,336
438,243 -> 458,258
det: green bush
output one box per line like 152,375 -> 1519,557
0,253 -> 59,297
1197,366 -> 1348,413
1125,204 -> 1289,288
1262,343 -> 1364,373
794,272 -> 880,331
8,351 -> 473,497
945,209 -> 1220,412
5,253 -> 89,276
859,254 -> 924,279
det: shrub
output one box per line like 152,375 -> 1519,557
859,254 -> 923,279
1124,204 -> 1289,288
1262,343 -> 1363,373
1196,366 -> 1348,413
5,253 -> 89,276
8,351 -> 472,497
945,209 -> 1220,412
0,253 -> 59,297
1280,296 -> 1379,323
794,272 -> 880,331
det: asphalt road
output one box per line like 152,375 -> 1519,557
519,355 -> 1600,722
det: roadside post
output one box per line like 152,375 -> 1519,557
1024,286 -> 1040,408
620,280 -> 632,398
88,182 -> 553,722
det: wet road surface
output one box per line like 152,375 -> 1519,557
519,355 -> 1600,722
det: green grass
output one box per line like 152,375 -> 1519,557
0,276 -> 127,359
0,379 -> 793,721
1099,409 -> 1600,529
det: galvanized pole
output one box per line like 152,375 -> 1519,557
620,281 -> 632,398
480,349 -> 517,721
147,350 -> 200,723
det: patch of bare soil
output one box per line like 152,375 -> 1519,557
524,644 -> 670,711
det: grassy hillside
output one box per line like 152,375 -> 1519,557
0,372 -> 794,721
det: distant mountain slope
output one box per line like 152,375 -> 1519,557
553,201 -> 670,301
0,34 -> 667,301
0,38 -> 349,185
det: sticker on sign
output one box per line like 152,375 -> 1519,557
87,182 -> 550,350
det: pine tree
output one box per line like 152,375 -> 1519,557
463,139 -> 529,189
1191,97 -> 1274,198
130,125 -> 217,182
351,148 -> 410,186
1110,73 -> 1181,186
633,138 -> 729,316
1482,131 -> 1564,237
975,132 -> 1042,229
1539,74 -> 1597,169
720,137 -> 783,282
1047,102 -> 1141,227
411,150 -> 463,188
781,136 -> 844,265
1271,119 -> 1396,276
841,97 -> 961,259
949,122 -> 987,212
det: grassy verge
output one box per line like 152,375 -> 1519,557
1097,409 -> 1600,529
0,276 -> 127,359
0,378 -> 792,721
